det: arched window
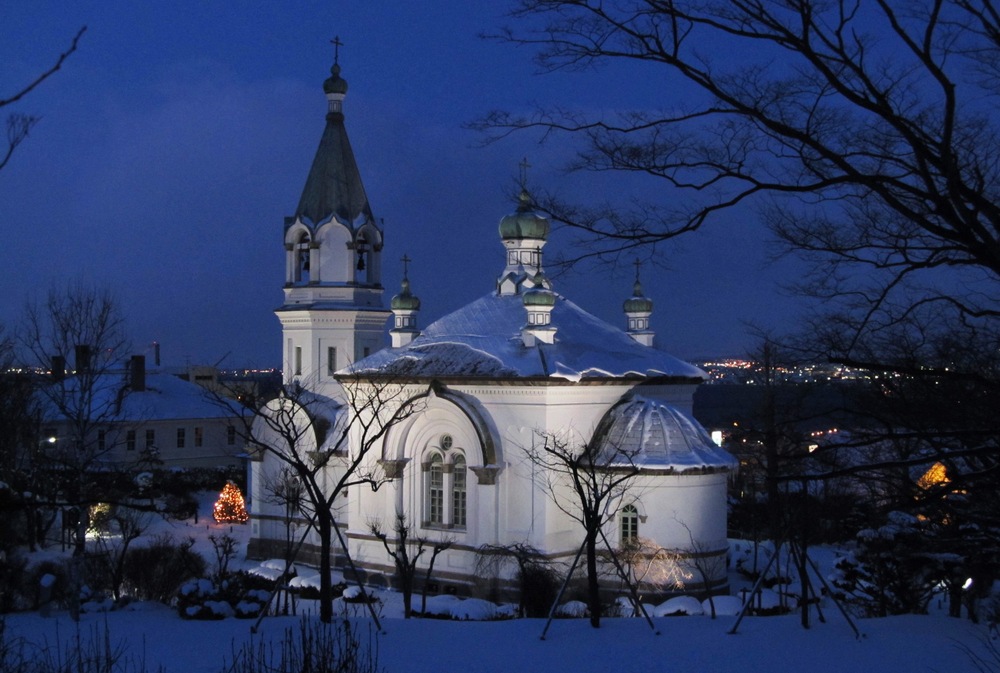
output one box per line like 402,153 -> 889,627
620,504 -> 639,545
294,232 -> 311,283
427,454 -> 444,525
452,455 -> 467,528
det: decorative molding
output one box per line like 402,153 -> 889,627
470,465 -> 502,485
378,458 -> 409,480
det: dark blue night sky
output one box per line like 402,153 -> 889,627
1,2 -> 806,368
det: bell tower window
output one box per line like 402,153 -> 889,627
294,232 -> 311,283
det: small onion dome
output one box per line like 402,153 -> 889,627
324,63 -> 348,95
592,395 -> 738,472
624,280 -> 654,313
523,286 -> 556,307
499,190 -> 550,241
391,278 -> 421,311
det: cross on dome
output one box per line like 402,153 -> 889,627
331,35 -> 343,64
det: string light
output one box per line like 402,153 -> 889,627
213,481 -> 249,523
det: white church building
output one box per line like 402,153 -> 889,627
247,58 -> 737,599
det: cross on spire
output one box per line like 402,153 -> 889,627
331,36 -> 343,64
634,258 -> 643,282
401,254 -> 412,278
519,157 -> 532,190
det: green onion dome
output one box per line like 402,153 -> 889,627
391,278 -> 421,311
324,63 -> 348,95
523,286 -> 556,307
499,190 -> 550,241
624,280 -> 654,313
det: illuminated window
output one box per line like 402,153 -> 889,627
452,455 -> 467,528
427,454 -> 444,525
620,504 -> 639,545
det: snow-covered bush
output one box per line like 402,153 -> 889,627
555,600 -> 588,618
122,534 -> 207,603
416,595 -> 511,621
175,571 -> 274,620
286,570 -> 345,601
830,511 -> 943,617
653,596 -> 703,617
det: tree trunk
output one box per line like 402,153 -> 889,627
586,531 -> 601,628
400,564 -> 413,619
318,514 -> 333,623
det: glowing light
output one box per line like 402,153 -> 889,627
213,481 -> 249,524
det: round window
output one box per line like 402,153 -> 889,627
440,434 -> 453,451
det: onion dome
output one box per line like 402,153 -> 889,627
624,279 -> 654,313
499,190 -> 550,241
593,395 -> 737,472
324,63 -> 348,95
523,286 -> 556,307
391,277 -> 421,311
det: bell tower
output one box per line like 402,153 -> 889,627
276,41 -> 390,394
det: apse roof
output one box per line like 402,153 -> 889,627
345,292 -> 706,382
594,395 -> 737,471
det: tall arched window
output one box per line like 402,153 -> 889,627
427,454 -> 444,525
452,455 -> 467,529
620,504 -> 639,545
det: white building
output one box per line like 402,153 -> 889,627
40,355 -> 241,470
248,59 -> 737,599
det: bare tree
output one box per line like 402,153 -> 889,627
616,536 -> 687,606
485,1 -> 1000,387
90,506 -> 152,602
368,511 -> 452,619
488,2 -> 1000,615
0,326 -> 44,550
476,542 -> 559,617
226,376 -> 422,623
486,3 -> 1000,302
20,283 -> 137,556
2,26 -> 85,171
526,430 -> 641,628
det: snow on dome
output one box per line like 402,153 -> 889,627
593,395 -> 737,472
498,190 -> 549,241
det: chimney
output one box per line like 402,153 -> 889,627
74,344 -> 91,374
130,355 -> 146,392
51,355 -> 66,381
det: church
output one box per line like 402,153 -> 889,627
247,56 -> 737,599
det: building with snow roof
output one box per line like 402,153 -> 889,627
247,57 -> 737,599
39,355 -> 242,470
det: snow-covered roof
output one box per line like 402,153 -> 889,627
594,395 -> 737,472
345,292 -> 706,382
41,372 -> 235,423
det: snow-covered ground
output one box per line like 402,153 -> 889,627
4,493 -> 996,673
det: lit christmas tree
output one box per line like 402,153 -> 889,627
213,481 -> 249,524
